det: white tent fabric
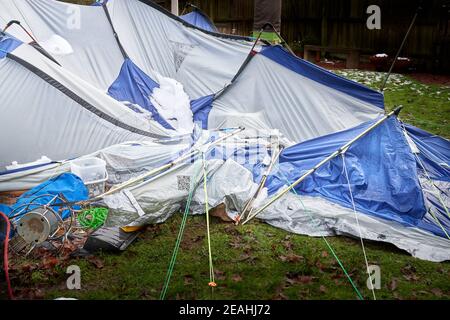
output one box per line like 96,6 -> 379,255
210,52 -> 383,142
106,0 -> 254,99
0,0 -> 254,98
0,0 -> 124,90
0,42 -> 173,170
0,140 -> 190,192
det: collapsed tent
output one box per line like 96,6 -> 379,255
0,0 -> 449,263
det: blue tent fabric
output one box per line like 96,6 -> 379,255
0,33 -> 22,59
107,58 -> 174,130
180,10 -> 217,32
403,123 -> 450,182
418,193 -> 450,239
0,173 -> 88,220
401,123 -> 450,238
190,94 -> 214,129
260,46 -> 385,109
266,117 -> 437,235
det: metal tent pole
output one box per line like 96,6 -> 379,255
380,6 -> 421,92
242,107 -> 403,225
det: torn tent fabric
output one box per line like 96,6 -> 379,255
267,117 -> 448,238
107,58 -> 174,130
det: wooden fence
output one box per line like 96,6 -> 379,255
64,0 -> 450,72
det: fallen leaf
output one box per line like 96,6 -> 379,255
403,274 -> 420,282
431,288 -> 443,297
319,285 -> 327,293
388,278 -> 398,291
274,292 -> 288,300
321,251 -> 329,258
214,269 -> 226,281
282,240 -> 293,251
42,257 -> 59,269
231,274 -> 242,282
87,256 -> 104,269
286,273 -> 316,285
279,253 -> 303,263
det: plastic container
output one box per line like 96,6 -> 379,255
70,158 -> 108,197
84,176 -> 108,198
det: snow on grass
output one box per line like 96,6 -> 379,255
333,70 -> 450,138
333,70 -> 450,99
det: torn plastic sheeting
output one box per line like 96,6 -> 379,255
102,159 -> 224,228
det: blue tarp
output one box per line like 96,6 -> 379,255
260,46 -> 385,109
180,10 -> 217,32
0,173 -> 88,220
266,117 -> 436,234
0,33 -> 22,59
108,58 -> 174,130
190,94 -> 214,129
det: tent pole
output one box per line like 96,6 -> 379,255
238,144 -> 284,224
94,127 -> 244,200
380,6 -> 421,92
242,107 -> 403,225
171,0 -> 179,16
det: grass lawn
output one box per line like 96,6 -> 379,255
6,71 -> 450,300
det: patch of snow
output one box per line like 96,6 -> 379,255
40,34 -> 73,56
150,74 -> 194,134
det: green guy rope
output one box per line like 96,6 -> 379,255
160,161 -> 203,300
279,171 -> 365,301
78,208 -> 108,229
